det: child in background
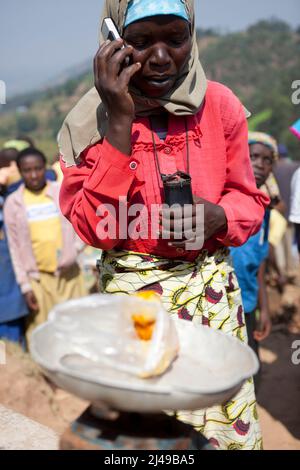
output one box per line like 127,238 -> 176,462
3,138 -> 58,184
4,147 -> 86,343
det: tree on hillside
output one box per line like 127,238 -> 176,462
16,113 -> 38,133
199,19 -> 300,157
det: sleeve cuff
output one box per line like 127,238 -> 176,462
214,201 -> 235,245
85,138 -> 141,196
101,138 -> 140,173
21,283 -> 32,294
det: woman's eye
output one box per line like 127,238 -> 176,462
127,39 -> 149,49
169,36 -> 187,46
133,43 -> 148,49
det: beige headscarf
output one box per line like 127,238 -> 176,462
248,131 -> 279,160
58,0 -> 207,167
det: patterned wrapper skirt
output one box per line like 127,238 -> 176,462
98,248 -> 263,450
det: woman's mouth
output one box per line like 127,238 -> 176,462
145,76 -> 174,87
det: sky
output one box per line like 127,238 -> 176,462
1,0 -> 300,96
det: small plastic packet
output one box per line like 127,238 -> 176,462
50,292 -> 179,379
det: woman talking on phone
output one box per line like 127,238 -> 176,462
58,0 -> 269,450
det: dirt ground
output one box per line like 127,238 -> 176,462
258,333 -> 300,450
256,273 -> 300,450
0,342 -> 87,434
0,278 -> 299,450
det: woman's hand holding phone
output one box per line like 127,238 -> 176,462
94,39 -> 140,120
94,37 -> 141,155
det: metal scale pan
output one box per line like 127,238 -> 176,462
30,295 -> 258,414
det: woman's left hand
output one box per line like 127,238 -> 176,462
254,310 -> 272,342
159,196 -> 227,250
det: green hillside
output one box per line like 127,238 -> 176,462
0,19 -> 299,160
199,20 -> 300,157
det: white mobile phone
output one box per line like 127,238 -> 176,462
101,17 -> 130,66
101,17 -> 123,43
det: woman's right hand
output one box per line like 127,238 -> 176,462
24,291 -> 39,312
94,39 -> 141,123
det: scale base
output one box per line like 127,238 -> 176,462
60,407 -> 214,450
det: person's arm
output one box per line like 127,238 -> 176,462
3,198 -> 39,311
268,242 -> 286,292
273,199 -> 286,215
60,39 -> 142,250
60,141 -> 141,250
254,261 -> 272,342
258,262 -> 269,313
94,39 -> 141,156
4,198 -> 31,293
216,102 -> 270,247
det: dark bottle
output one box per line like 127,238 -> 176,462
162,171 -> 194,207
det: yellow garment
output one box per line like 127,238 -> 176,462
4,139 -> 30,152
260,172 -> 281,201
269,209 -> 288,247
24,186 -> 63,272
26,264 -> 86,343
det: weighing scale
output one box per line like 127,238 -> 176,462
30,295 -> 258,451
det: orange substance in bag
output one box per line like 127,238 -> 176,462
135,291 -> 161,302
132,314 -> 156,341
132,291 -> 160,341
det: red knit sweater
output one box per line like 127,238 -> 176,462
60,81 -> 269,260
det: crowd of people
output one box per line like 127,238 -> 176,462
0,138 -> 87,346
1,0 -> 300,451
231,129 -> 300,391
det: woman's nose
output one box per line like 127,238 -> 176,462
254,156 -> 265,169
149,45 -> 171,68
